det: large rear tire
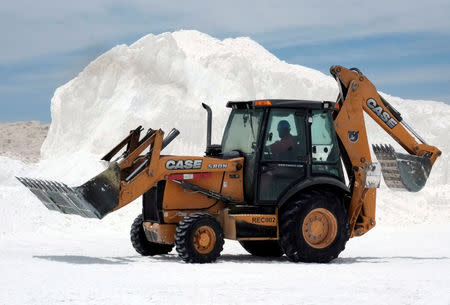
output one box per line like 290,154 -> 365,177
239,240 -> 284,257
130,214 -> 173,256
175,213 -> 224,263
279,189 -> 349,263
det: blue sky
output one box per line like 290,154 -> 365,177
1,0 -> 449,123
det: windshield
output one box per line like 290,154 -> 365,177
221,109 -> 264,155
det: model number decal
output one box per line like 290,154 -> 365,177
208,163 -> 228,169
165,159 -> 202,170
366,98 -> 398,129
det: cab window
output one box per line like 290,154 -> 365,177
262,109 -> 306,162
311,110 -> 342,178
221,109 -> 264,156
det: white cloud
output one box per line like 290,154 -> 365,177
2,0 -> 450,63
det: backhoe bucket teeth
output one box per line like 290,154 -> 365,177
16,162 -> 121,219
373,144 -> 432,192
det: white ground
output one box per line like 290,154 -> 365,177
1,30 -> 449,304
0,143 -> 448,305
1,226 -> 449,305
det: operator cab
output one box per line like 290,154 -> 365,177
220,99 -> 344,204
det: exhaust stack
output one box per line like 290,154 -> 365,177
202,103 -> 222,156
202,103 -> 212,149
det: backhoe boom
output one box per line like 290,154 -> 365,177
330,65 -> 441,236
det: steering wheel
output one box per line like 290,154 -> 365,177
263,145 -> 273,159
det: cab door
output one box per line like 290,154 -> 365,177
257,109 -> 308,203
221,108 -> 265,203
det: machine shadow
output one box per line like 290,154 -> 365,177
150,253 -> 290,263
33,254 -> 449,265
334,256 -> 450,264
33,255 -> 139,265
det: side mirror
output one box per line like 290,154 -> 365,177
268,132 -> 273,142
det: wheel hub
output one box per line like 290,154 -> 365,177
193,225 -> 216,254
302,208 -> 338,249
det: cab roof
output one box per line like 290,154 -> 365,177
226,99 -> 335,110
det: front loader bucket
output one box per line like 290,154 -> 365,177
16,162 -> 121,219
372,144 -> 432,192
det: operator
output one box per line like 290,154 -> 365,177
269,120 -> 295,159
260,120 -> 296,200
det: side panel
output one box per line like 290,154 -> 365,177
221,171 -> 245,202
162,172 -> 223,210
161,158 -> 245,211
119,155 -> 244,206
219,209 -> 278,241
234,214 -> 278,240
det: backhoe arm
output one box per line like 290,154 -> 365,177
329,65 -> 441,236
331,66 -> 440,163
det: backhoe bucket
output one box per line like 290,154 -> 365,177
16,162 -> 121,219
372,144 -> 431,192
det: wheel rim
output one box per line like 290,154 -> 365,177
193,225 -> 216,254
302,208 -> 338,249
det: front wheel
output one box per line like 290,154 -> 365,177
279,189 -> 349,263
175,213 -> 224,263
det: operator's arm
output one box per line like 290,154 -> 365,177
271,136 -> 295,154
269,140 -> 283,154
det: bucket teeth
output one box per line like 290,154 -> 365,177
15,162 -> 121,219
372,143 -> 431,192
16,176 -> 103,218
372,144 -> 395,154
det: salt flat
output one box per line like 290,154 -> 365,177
1,225 -> 448,305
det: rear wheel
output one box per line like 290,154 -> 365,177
239,240 -> 284,257
130,214 -> 173,256
175,213 -> 224,263
279,189 -> 349,263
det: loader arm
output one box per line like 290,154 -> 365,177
330,65 -> 441,237
18,128 -> 244,219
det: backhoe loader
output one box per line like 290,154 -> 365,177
18,65 -> 441,263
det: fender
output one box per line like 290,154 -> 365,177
277,177 -> 350,209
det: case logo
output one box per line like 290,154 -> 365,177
165,159 -> 202,170
366,98 -> 398,129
